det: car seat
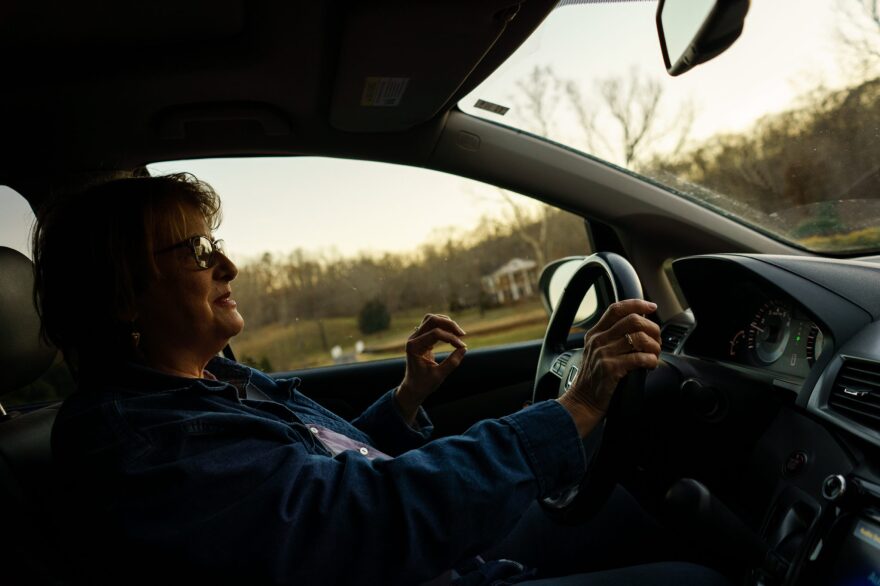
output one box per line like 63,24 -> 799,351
0,245 -> 72,585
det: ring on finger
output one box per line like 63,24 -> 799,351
624,332 -> 637,352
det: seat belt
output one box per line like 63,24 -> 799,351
221,344 -> 236,361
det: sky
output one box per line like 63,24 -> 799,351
147,158 -> 536,264
1,0 -> 868,262
0,159 -> 540,263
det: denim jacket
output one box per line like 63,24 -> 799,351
51,357 -> 585,585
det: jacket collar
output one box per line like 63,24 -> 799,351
81,356 -> 252,398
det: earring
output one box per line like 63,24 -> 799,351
130,321 -> 141,349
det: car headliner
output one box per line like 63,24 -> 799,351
0,0 -> 557,199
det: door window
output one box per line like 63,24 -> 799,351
149,158 -> 593,372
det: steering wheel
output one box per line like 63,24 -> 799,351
533,252 -> 647,524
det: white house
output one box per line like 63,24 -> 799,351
482,258 -> 538,304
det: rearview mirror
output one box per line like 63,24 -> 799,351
657,0 -> 750,76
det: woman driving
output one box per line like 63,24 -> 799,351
33,173 -> 726,585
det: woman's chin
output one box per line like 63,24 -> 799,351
214,310 -> 245,341
226,312 -> 245,337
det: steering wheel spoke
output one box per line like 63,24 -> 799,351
555,348 -> 585,396
548,351 -> 573,379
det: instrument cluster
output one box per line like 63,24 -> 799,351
725,299 -> 824,379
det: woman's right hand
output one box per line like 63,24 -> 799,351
395,313 -> 468,424
557,299 -> 661,437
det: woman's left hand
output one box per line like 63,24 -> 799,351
395,314 -> 467,424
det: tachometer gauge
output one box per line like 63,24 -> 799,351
747,301 -> 792,365
806,324 -> 824,366
729,329 -> 745,358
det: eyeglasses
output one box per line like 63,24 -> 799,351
155,235 -> 226,269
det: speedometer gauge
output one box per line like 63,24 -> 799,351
747,301 -> 792,365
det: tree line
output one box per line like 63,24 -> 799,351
234,208 -> 590,331
647,77 -> 880,241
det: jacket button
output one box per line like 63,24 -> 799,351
359,447 -> 369,456
309,427 -> 319,434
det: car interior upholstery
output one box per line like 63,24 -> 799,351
0,246 -> 67,585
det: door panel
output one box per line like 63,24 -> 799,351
276,340 -> 543,436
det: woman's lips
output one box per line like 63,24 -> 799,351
214,292 -> 237,308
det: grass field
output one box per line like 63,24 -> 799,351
234,298 -> 551,372
797,226 -> 880,252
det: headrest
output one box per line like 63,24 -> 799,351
0,247 -> 57,395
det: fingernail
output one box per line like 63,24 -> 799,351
647,302 -> 657,310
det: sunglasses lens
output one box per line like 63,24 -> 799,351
193,236 -> 212,269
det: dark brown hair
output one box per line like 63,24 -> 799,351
32,173 -> 221,372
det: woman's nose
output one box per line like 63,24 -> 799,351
214,252 -> 238,282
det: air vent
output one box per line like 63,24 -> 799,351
829,359 -> 880,431
661,324 -> 690,353
551,352 -> 573,377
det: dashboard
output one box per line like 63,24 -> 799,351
647,253 -> 880,585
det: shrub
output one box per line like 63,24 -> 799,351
791,201 -> 846,238
358,299 -> 391,334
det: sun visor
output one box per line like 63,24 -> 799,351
329,1 -> 528,133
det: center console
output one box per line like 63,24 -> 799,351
792,475 -> 880,586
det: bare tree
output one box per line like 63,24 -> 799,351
463,182 -> 551,270
836,0 -> 880,78
496,190 -> 549,269
564,80 -> 618,160
513,65 -> 564,137
565,67 -> 694,169
600,73 -> 662,167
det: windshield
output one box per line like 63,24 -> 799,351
460,0 -> 880,255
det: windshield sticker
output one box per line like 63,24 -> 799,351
361,77 -> 409,107
474,99 -> 509,116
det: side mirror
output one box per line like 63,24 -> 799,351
538,256 -> 601,327
657,0 -> 750,76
